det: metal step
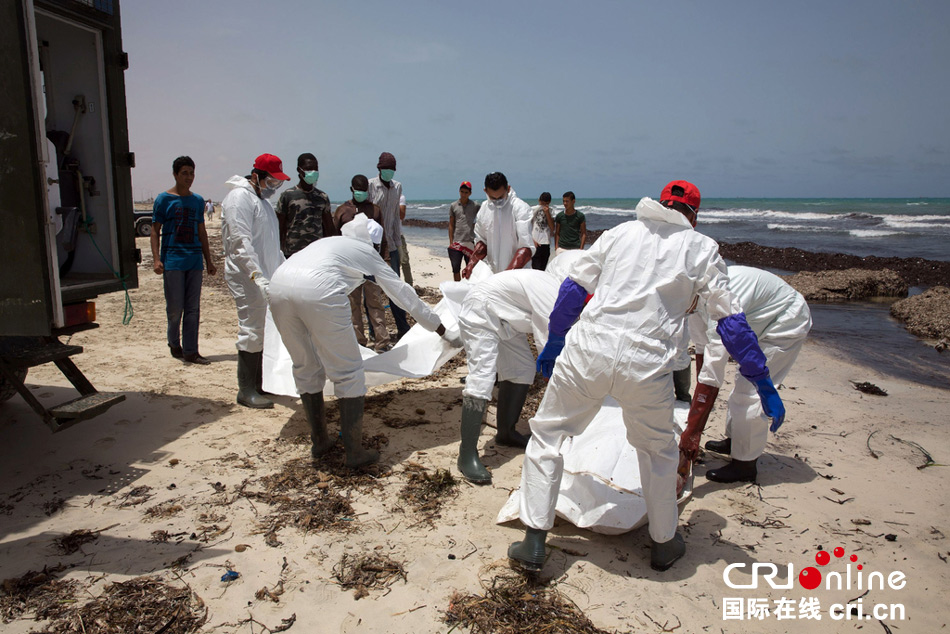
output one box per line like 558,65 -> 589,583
47,392 -> 125,432
0,339 -> 84,369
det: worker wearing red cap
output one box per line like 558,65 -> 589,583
221,153 -> 291,409
508,180 -> 785,573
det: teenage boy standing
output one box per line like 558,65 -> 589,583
151,156 -> 216,364
554,191 -> 587,254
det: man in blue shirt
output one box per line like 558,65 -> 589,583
150,156 -> 217,364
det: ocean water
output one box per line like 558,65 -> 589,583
405,197 -> 950,261
402,197 -> 950,389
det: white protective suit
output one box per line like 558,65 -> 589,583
520,198 -> 741,543
473,188 -> 535,272
268,229 -> 443,398
459,251 -> 585,401
689,265 -> 812,461
221,176 -> 285,352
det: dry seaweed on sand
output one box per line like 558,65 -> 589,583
332,553 -> 407,599
42,497 -> 66,516
51,530 -> 98,556
307,434 -> 392,490
850,380 -> 887,396
0,565 -> 78,623
116,485 -> 154,507
398,465 -> 459,517
444,568 -> 616,634
36,575 -> 208,634
252,486 -> 356,544
241,458 -> 360,545
144,498 -> 185,519
519,372 -> 549,422
50,524 -> 120,556
381,413 -> 430,429
258,451 -> 385,497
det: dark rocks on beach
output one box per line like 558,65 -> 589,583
404,218 -> 449,230
783,269 -> 908,301
889,286 -> 950,341
718,242 -> 950,288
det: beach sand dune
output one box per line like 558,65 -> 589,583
1,221 -> 948,633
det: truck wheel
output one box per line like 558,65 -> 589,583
136,219 -> 152,237
0,367 -> 27,402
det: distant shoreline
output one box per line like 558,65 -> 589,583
403,218 -> 948,287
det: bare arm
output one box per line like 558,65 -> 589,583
198,222 -> 217,276
448,212 -> 456,244
150,223 -> 163,274
554,220 -> 561,250
579,220 -> 587,249
278,215 -> 287,253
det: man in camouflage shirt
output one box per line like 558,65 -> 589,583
276,153 -> 337,257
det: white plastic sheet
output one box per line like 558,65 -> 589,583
496,399 -> 694,535
261,262 -> 493,397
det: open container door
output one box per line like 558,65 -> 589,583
0,0 -> 56,337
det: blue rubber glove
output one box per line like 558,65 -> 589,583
755,377 -> 786,431
717,313 -> 770,383
549,279 -> 589,337
537,334 -> 566,379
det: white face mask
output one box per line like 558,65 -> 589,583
259,176 -> 282,199
491,195 -> 507,208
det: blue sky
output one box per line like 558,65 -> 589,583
122,0 -> 950,202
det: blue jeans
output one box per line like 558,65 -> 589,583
164,268 -> 203,355
388,249 -> 411,334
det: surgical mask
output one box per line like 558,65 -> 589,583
353,190 -> 369,203
491,195 -> 507,208
379,169 -> 395,182
301,170 -> 319,185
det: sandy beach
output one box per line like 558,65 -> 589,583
1,219 -> 948,634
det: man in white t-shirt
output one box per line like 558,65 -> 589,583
530,192 -> 555,270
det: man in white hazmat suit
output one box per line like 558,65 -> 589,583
221,153 -> 289,409
507,181 -> 787,572
456,251 -> 586,484
268,214 -> 462,468
460,172 -> 534,279
677,265 -> 812,484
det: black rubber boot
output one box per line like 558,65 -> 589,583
704,437 -> 731,455
458,396 -> 492,484
253,350 -> 272,395
507,527 -> 548,572
651,532 -> 686,571
706,458 -> 757,483
301,392 -> 335,458
237,351 -> 273,409
338,396 -> 379,468
495,381 -> 531,448
673,366 -> 691,402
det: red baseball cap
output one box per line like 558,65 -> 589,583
660,180 -> 701,210
459,181 -> 472,190
253,153 -> 291,181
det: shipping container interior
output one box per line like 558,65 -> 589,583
36,7 -> 120,294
